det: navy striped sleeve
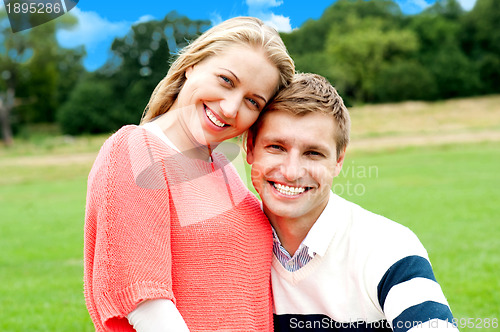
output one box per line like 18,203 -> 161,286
392,301 -> 454,332
377,255 -> 436,310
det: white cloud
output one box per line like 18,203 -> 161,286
57,8 -> 129,49
245,0 -> 291,32
396,0 -> 432,13
135,15 -> 156,25
396,0 -> 477,13
262,13 -> 292,32
55,8 -> 136,70
210,12 -> 223,27
410,0 -> 431,9
457,0 -> 477,10
246,0 -> 283,7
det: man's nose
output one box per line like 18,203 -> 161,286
281,153 -> 305,181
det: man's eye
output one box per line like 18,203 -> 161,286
306,151 -> 323,157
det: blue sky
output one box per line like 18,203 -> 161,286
2,0 -> 478,71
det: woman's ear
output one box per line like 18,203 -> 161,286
185,65 -> 194,79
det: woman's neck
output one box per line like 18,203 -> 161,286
151,108 -> 214,162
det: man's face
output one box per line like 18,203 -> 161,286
247,110 -> 345,222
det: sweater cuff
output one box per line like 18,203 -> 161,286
98,281 -> 176,330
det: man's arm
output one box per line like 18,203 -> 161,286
127,299 -> 190,332
378,255 -> 458,331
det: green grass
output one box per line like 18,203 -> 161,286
333,142 -> 500,327
1,136 -> 499,330
239,141 -> 500,330
0,162 -> 94,331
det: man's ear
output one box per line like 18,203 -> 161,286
246,131 -> 255,165
333,147 -> 347,178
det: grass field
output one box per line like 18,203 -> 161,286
1,95 -> 499,331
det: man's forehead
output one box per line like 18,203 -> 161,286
257,113 -> 335,151
258,110 -> 334,135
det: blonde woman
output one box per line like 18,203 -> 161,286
84,17 -> 294,331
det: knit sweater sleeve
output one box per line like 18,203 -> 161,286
84,126 -> 175,331
357,210 -> 456,331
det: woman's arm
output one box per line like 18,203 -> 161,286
127,299 -> 190,332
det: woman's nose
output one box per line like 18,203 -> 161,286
220,94 -> 242,119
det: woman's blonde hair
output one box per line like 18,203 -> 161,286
141,16 -> 295,123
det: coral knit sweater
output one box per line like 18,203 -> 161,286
84,125 -> 273,331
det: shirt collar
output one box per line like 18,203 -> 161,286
301,191 -> 339,257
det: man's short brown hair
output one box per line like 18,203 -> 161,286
249,73 -> 351,158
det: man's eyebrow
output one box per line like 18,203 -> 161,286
304,143 -> 330,152
221,67 -> 268,104
262,136 -> 330,152
308,145 -> 332,156
261,137 -> 288,145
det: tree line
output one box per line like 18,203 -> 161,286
1,0 -> 499,143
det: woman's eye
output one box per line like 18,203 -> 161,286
219,75 -> 233,86
247,98 -> 259,109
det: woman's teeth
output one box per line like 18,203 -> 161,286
273,182 -> 306,196
205,108 -> 226,127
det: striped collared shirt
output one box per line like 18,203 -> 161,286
271,193 -> 337,272
272,228 -> 314,272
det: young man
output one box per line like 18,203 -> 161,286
246,73 -> 458,331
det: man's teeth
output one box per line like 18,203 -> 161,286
273,183 -> 306,196
205,108 -> 225,127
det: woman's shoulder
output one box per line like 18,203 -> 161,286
107,124 -> 150,143
92,124 -> 174,172
102,125 -> 173,155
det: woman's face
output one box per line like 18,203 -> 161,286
173,45 -> 280,146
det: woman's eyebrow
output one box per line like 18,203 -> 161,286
252,93 -> 267,104
220,68 -> 240,83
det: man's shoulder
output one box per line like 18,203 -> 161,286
329,193 -> 427,263
339,195 -> 419,243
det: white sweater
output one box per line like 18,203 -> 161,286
272,193 -> 458,331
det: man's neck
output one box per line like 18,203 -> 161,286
266,211 -> 319,257
265,193 -> 331,256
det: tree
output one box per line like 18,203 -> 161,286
374,60 -> 438,102
281,0 -> 403,57
0,10 -> 82,145
461,0 -> 500,93
410,7 -> 480,98
59,12 -> 210,135
0,9 -> 29,146
326,15 -> 419,103
424,0 -> 464,19
57,74 -> 118,135
280,0 -> 408,104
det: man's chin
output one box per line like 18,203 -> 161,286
262,201 -> 303,221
